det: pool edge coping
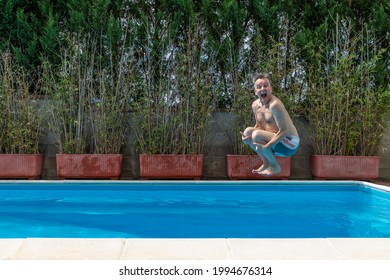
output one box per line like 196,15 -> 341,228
2,237 -> 390,260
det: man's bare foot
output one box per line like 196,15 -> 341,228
260,165 -> 281,176
252,164 -> 268,174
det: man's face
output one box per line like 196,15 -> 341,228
254,78 -> 272,101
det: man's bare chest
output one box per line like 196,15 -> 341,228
256,107 -> 274,124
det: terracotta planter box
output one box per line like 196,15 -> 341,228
139,154 -> 203,179
226,155 -> 291,180
310,155 -> 380,180
56,154 -> 122,179
0,154 -> 44,179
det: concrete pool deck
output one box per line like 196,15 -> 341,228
1,238 -> 390,260
1,180 -> 389,260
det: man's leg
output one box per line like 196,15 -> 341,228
251,130 -> 281,175
255,145 -> 281,175
241,128 -> 275,174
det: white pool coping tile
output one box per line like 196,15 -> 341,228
228,239 -> 345,260
328,238 -> 390,260
1,238 -> 390,260
121,239 -> 232,260
6,238 -> 126,260
0,239 -> 25,260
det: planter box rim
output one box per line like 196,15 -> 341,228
56,153 -> 122,155
311,155 -> 380,158
0,153 -> 43,155
140,153 -> 203,156
227,154 -> 291,158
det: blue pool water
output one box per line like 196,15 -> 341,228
0,181 -> 389,238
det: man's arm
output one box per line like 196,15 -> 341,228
240,100 -> 261,143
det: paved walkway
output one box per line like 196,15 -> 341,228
2,238 -> 390,260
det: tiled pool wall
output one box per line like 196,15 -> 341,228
39,114 -> 390,180
1,179 -> 389,191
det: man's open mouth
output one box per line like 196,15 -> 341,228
260,92 -> 267,98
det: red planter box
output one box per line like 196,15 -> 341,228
56,154 -> 122,179
226,155 -> 291,180
0,154 -> 44,179
311,155 -> 380,180
139,154 -> 203,179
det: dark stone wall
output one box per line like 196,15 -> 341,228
41,113 -> 390,180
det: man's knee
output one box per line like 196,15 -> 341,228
243,127 -> 255,138
251,130 -> 263,140
251,130 -> 269,144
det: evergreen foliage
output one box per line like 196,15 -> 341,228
0,0 -> 388,155
0,51 -> 43,154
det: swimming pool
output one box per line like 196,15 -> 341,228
0,180 -> 389,238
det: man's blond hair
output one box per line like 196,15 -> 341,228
253,73 -> 272,85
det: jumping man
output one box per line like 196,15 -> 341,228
240,73 -> 300,176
